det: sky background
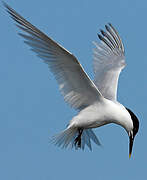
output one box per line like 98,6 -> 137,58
1,0 -> 147,179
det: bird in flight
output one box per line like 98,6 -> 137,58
3,2 -> 139,158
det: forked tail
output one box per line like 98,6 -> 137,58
51,127 -> 101,150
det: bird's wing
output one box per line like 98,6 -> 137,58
4,3 -> 102,110
93,24 -> 126,101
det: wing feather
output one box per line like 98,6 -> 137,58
4,2 -> 102,110
93,24 -> 126,100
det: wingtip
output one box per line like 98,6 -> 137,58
2,1 -> 13,16
2,1 -> 9,9
105,24 -> 109,31
105,23 -> 113,30
108,22 -> 112,27
108,23 -> 116,30
97,33 -> 102,40
100,29 -> 104,35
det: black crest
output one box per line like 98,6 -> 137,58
125,108 -> 139,136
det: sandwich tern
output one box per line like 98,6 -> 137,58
3,2 -> 139,158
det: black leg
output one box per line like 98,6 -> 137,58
74,129 -> 83,148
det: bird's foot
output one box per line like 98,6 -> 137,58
74,129 -> 83,148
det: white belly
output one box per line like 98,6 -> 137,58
69,98 -> 133,132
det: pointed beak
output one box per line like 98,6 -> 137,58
129,135 -> 134,158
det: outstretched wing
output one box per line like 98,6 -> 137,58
93,23 -> 126,101
4,2 -> 102,110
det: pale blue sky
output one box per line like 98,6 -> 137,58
1,0 -> 147,179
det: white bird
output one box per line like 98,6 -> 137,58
4,2 -> 139,158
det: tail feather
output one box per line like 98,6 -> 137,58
85,129 -> 101,146
51,128 -> 101,150
51,128 -> 77,149
83,130 -> 92,150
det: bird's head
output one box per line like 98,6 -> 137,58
126,108 -> 139,158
